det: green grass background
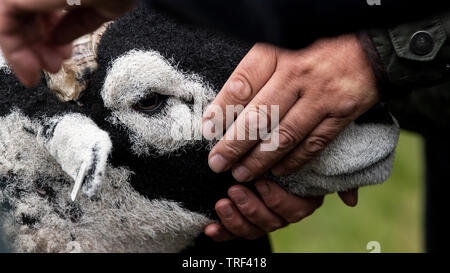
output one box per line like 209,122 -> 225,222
269,130 -> 425,253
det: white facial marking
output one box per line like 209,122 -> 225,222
102,50 -> 215,156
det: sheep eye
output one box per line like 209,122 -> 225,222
134,93 -> 165,114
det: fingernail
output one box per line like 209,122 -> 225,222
228,79 -> 250,101
232,166 -> 252,182
209,154 -> 229,173
256,182 -> 271,197
205,225 -> 219,237
202,119 -> 217,140
217,204 -> 234,220
230,189 -> 248,206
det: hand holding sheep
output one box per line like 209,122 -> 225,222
203,38 -> 379,241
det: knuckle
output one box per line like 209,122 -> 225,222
227,218 -> 245,231
245,156 -> 266,174
222,140 -> 245,160
318,60 -> 334,74
241,205 -> 259,218
244,107 -> 261,136
266,196 -> 284,212
281,157 -> 303,172
265,221 -> 285,233
253,43 -> 278,59
277,124 -> 301,150
302,136 -> 329,157
286,210 -> 309,223
284,61 -> 312,82
319,78 -> 339,96
310,102 -> 328,117
285,198 -> 323,223
225,74 -> 253,104
335,97 -> 359,117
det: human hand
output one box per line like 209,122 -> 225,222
0,0 -> 134,87
203,34 -> 379,182
205,180 -> 358,241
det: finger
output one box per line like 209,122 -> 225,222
202,44 -> 277,139
255,180 -> 324,223
41,13 -> 74,60
0,11 -> 64,85
204,223 -> 237,242
338,188 -> 359,207
36,43 -> 72,72
9,0 -> 135,18
228,185 -> 287,232
4,47 -> 42,86
0,19 -> 42,86
271,116 -> 352,176
33,43 -> 63,73
50,7 -> 109,45
55,43 -> 73,60
208,71 -> 302,177
215,199 -> 265,240
232,97 -> 326,181
6,0 -> 68,12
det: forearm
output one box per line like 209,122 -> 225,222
147,0 -> 450,49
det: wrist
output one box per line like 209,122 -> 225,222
356,31 -> 395,102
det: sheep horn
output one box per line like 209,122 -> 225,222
44,22 -> 112,102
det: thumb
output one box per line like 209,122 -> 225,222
50,0 -> 136,45
50,7 -> 109,45
6,0 -> 67,12
338,188 -> 358,207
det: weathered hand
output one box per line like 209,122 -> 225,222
203,34 -> 379,182
205,180 -> 358,241
0,0 -> 134,87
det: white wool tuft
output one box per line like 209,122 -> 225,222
39,114 -> 112,198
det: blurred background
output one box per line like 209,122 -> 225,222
270,130 -> 425,253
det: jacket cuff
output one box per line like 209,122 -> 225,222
364,12 -> 450,100
357,31 -> 398,101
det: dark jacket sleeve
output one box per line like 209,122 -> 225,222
146,0 -> 450,49
362,11 -> 450,100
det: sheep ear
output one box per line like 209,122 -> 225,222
40,114 -> 112,201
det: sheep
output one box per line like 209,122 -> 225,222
0,4 -> 399,253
